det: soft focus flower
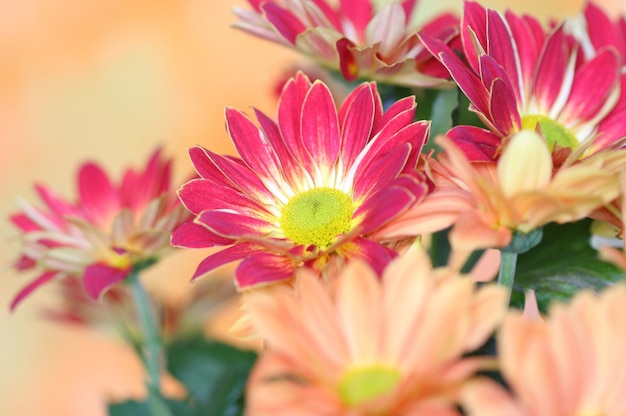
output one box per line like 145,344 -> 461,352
378,130 -> 626,257
172,72 -> 429,288
233,0 -> 460,87
244,246 -> 508,415
10,148 -> 189,309
462,283 -> 626,416
421,0 -> 626,161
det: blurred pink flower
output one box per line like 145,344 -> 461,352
422,1 -> 626,161
462,283 -> 626,416
244,246 -> 508,415
10,148 -> 189,309
233,0 -> 460,87
172,72 -> 429,289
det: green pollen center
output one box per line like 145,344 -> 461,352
280,187 -> 353,247
521,114 -> 579,150
338,366 -> 401,407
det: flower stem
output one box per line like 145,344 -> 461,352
129,270 -> 172,416
498,250 -> 518,302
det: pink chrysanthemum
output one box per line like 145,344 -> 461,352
243,246 -> 508,415
10,148 -> 189,309
233,0 -> 460,87
172,73 -> 430,289
422,0 -> 626,161
462,283 -> 626,416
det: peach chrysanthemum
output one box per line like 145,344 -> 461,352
243,246 -> 508,415
462,283 -> 626,416
379,130 -> 626,259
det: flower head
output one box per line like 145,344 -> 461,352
233,0 -> 460,87
172,72 -> 429,288
462,283 -> 626,416
422,1 -> 626,161
244,246 -> 508,415
10,148 -> 189,309
378,130 -> 626,256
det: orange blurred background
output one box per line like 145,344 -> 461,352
0,0 -> 622,414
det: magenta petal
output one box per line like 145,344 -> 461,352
301,81 -> 341,173
191,243 -> 260,280
371,95 -> 415,137
196,210 -> 272,239
486,9 -> 520,94
446,126 -> 501,161
460,0 -> 488,73
10,271 -> 58,311
337,38 -> 359,81
343,237 -> 395,276
83,263 -> 131,300
178,178 -> 267,216
355,179 -> 421,234
235,253 -> 295,288
78,162 -> 120,224
171,221 -> 234,248
226,107 -> 283,181
489,77 -> 521,136
354,144 -> 411,200
338,84 -> 376,169
505,10 -> 542,86
340,0 -> 372,38
278,73 -> 315,169
262,3 -> 306,44
532,27 -> 568,111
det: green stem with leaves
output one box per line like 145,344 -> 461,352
498,250 -> 518,302
129,270 -> 172,416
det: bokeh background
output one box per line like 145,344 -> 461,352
0,0 -> 622,414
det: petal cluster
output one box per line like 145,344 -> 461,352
233,0 -> 460,87
462,283 -> 626,416
244,246 -> 508,415
10,149 -> 189,309
173,72 -> 429,288
422,0 -> 626,160
379,131 -> 626,255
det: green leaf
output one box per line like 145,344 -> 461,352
108,398 -> 195,416
512,220 -> 626,312
166,334 -> 258,416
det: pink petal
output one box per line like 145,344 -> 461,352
340,0 -> 372,38
355,176 -> 423,234
371,95 -> 415,137
489,77 -> 522,136
78,162 -> 120,224
196,210 -> 273,239
460,0 -> 488,73
35,184 -> 79,218
178,178 -> 268,216
486,9 -> 521,98
446,126 -> 501,161
235,252 -> 296,288
301,81 -> 341,176
336,38 -> 359,81
338,84 -> 376,169
191,243 -> 260,280
261,3 -> 306,44
340,238 -> 395,276
532,27 -> 569,112
10,271 -> 58,311
353,144 -> 411,200
83,263 -> 131,300
171,221 -> 234,248
505,10 -> 543,87
562,48 -> 620,122
278,73 -> 316,170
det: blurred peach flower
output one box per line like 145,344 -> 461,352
462,283 -> 626,416
379,130 -> 626,258
243,245 -> 508,415
10,148 -> 189,309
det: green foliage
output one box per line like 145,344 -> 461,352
108,334 -> 257,416
512,220 -> 626,312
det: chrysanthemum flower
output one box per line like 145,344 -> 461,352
462,283 -> 626,416
10,148 -> 189,309
378,130 -> 626,256
172,73 -> 429,288
244,246 -> 508,415
233,0 -> 460,87
421,1 -> 626,161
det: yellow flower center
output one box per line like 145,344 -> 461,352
521,115 -> 578,150
280,187 -> 353,247
338,366 -> 401,407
